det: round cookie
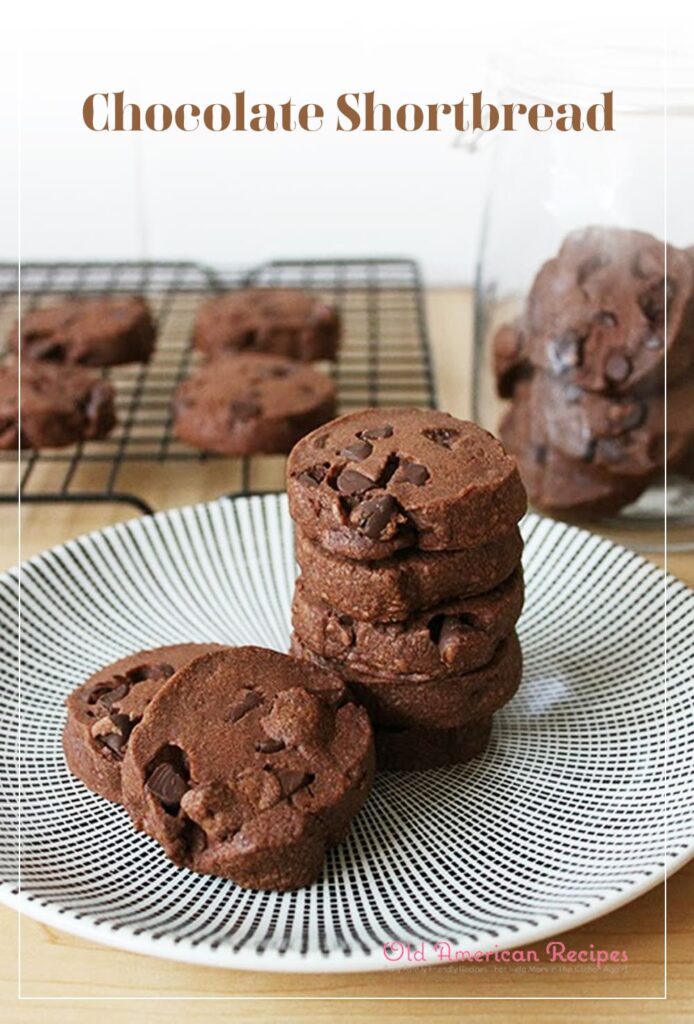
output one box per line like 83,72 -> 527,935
295,527 -> 523,622
194,289 -> 340,362
521,227 -> 694,395
524,372 -> 694,477
292,568 -> 524,680
499,389 -> 649,517
63,643 -> 227,803
290,631 -> 523,729
173,353 -> 336,455
287,408 -> 527,559
0,361 -> 116,450
375,717 -> 493,772
10,296 -> 155,367
121,647 -> 374,891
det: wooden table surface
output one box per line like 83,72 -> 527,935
2,289 -> 692,1022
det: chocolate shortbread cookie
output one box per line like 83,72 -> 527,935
121,647 -> 374,891
0,361 -> 116,450
375,717 -> 493,771
523,372 -> 694,477
11,296 -> 155,367
292,568 -> 524,679
63,644 -> 227,803
287,408 -> 527,559
500,390 -> 649,517
290,631 -> 523,729
173,353 -> 336,455
519,227 -> 694,394
194,289 -> 340,362
295,528 -> 524,622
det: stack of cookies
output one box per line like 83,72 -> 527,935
287,408 -> 528,770
494,226 -> 694,518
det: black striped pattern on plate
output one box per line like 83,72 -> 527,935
0,495 -> 692,971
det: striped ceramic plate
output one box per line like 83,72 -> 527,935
0,494 -> 691,972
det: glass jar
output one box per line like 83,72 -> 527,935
472,44 -> 694,549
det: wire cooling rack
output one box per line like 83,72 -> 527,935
0,258 -> 436,514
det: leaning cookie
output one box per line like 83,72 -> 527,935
292,568 -> 524,679
121,647 -> 374,892
1,362 -> 116,450
287,408 -> 527,560
291,631 -> 523,730
63,643 -> 227,803
194,289 -> 340,362
521,227 -> 694,394
10,296 -> 156,367
499,385 -> 651,517
375,717 -> 493,771
173,353 -> 336,455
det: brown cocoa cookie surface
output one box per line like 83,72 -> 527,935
173,353 -> 336,455
375,717 -> 493,771
523,372 -> 694,477
63,644 -> 227,804
295,527 -> 523,622
194,289 -> 340,362
1,361 -> 116,450
287,408 -> 527,559
10,296 -> 155,367
519,227 -> 694,394
290,631 -> 523,729
121,647 -> 374,892
292,568 -> 524,679
500,388 -> 649,517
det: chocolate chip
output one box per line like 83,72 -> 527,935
127,662 -> 175,684
255,738 -> 285,754
296,464 -> 327,487
97,682 -> 129,710
109,712 -> 134,738
437,617 -> 470,667
229,399 -> 260,420
99,732 -> 127,759
422,427 -> 459,449
228,689 -> 263,723
533,444 -> 548,466
97,712 -> 135,758
594,310 -> 618,327
377,454 -> 400,487
355,494 -> 399,539
361,424 -> 393,440
336,468 -> 375,495
603,352 -> 632,385
146,763 -> 190,810
339,438 -> 373,462
399,462 -> 429,485
549,330 -> 584,374
277,770 -> 313,798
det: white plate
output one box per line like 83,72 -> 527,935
1,494 -> 692,973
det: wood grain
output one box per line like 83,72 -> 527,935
1,288 -> 691,1021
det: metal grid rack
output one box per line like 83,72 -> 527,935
0,258 -> 436,514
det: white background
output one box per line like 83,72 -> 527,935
2,1 -> 688,283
